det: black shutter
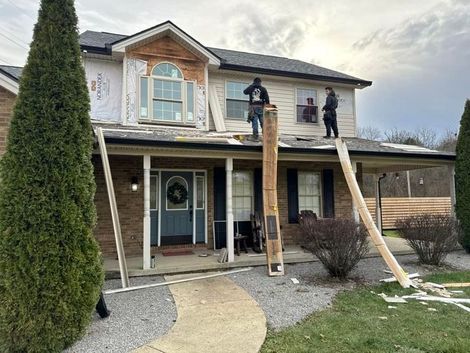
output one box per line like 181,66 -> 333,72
213,167 -> 226,248
322,169 -> 335,218
287,169 -> 299,223
254,168 -> 263,213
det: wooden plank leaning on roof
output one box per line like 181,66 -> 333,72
262,105 -> 285,276
96,127 -> 129,288
335,138 -> 412,288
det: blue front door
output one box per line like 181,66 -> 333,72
160,171 -> 194,245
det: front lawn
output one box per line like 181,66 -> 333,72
261,271 -> 470,353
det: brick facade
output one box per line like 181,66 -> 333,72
0,86 -> 16,156
93,155 -> 354,258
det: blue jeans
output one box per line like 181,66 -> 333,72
251,107 -> 264,136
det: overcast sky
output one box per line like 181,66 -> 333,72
0,0 -> 469,135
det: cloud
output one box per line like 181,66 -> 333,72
220,12 -> 312,58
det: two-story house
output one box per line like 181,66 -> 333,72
0,21 -> 455,271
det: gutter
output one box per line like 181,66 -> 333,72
103,136 -> 455,161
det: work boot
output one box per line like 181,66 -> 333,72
247,134 -> 260,142
323,135 -> 332,139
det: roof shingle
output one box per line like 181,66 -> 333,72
0,65 -> 23,81
78,25 -> 371,86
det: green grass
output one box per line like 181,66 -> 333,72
383,230 -> 401,238
261,271 -> 470,353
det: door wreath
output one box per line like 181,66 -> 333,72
167,180 -> 188,204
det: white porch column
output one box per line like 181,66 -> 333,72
449,164 -> 456,218
351,161 -> 360,223
226,157 -> 235,263
143,155 -> 151,270
374,174 -> 383,234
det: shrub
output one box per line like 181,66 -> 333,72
0,0 -> 103,351
456,99 -> 470,253
396,214 -> 459,266
299,216 -> 369,278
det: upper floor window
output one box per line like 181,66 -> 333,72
140,63 -> 195,124
152,63 -> 183,78
226,81 -> 249,120
296,88 -> 318,123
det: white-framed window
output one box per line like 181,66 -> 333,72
298,171 -> 322,216
296,88 -> 318,123
196,175 -> 205,209
232,171 -> 253,221
150,174 -> 159,210
226,81 -> 250,120
139,62 -> 195,124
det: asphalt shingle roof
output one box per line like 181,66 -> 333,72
78,27 -> 371,85
0,65 -> 23,81
94,123 -> 455,161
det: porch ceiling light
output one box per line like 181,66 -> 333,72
131,176 -> 139,192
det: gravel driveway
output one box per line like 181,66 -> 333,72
66,276 -> 177,353
229,251 -> 470,330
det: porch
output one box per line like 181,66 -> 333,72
103,238 -> 413,277
94,124 -> 456,277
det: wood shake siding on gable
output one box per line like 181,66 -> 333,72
128,36 -> 206,83
0,86 -> 15,156
208,72 -> 356,136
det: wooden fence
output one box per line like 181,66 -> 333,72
364,197 -> 452,229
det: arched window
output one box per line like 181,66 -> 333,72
166,176 -> 189,210
139,62 -> 195,124
152,63 -> 183,79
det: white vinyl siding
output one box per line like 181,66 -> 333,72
208,71 -> 357,137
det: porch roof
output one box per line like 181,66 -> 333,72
93,123 -> 455,166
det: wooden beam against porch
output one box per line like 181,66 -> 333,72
96,128 -> 130,288
262,105 -> 285,276
335,138 -> 411,288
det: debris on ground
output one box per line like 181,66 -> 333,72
291,278 -> 300,284
380,273 -> 420,283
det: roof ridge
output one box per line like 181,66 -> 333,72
0,65 -> 23,69
208,46 -> 299,61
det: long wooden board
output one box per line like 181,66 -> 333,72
335,138 -> 412,288
96,128 -> 129,288
262,105 -> 285,276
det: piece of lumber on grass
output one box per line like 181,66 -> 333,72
443,282 -> 470,288
402,295 -> 470,304
380,273 -> 420,283
335,138 -> 412,288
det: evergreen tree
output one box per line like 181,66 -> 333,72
456,99 -> 470,253
0,0 -> 104,351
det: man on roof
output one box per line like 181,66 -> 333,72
244,77 -> 270,141
322,87 -> 339,139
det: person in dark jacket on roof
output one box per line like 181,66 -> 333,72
322,87 -> 339,138
244,77 -> 270,141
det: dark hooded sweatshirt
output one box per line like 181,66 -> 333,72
243,83 -> 270,106
322,90 -> 338,119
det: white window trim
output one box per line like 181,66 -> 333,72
165,176 -> 189,211
298,171 -> 322,217
294,87 -> 320,125
232,170 -> 254,222
224,79 -> 250,121
138,62 -> 196,125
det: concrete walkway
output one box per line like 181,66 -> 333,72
134,273 -> 267,353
